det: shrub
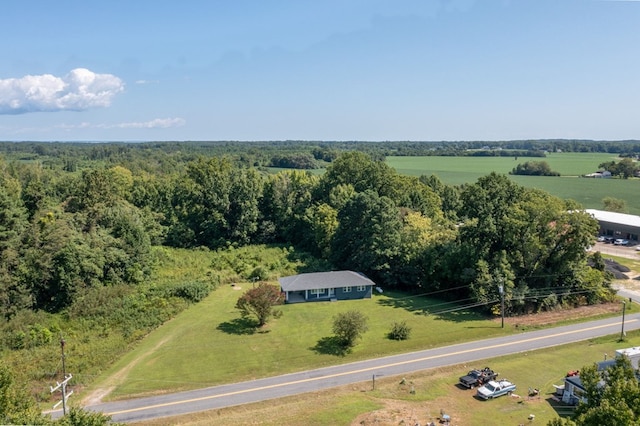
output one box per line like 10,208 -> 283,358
388,321 -> 412,341
332,310 -> 368,348
171,281 -> 214,303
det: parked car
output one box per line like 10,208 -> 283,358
476,379 -> 516,400
614,239 -> 629,246
603,236 -> 615,243
597,235 -> 606,242
459,367 -> 498,389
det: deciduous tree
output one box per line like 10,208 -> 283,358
602,196 -> 627,213
330,190 -> 402,285
260,170 -> 318,244
235,282 -> 284,327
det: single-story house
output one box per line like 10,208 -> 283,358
279,270 -> 375,303
560,346 -> 640,405
561,372 -> 587,405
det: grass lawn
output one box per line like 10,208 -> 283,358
386,153 -> 640,215
93,285 -> 510,400
89,276 -> 637,402
132,330 -> 640,426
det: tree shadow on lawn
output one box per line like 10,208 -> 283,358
376,290 -> 488,324
217,317 -> 260,335
310,336 -> 350,357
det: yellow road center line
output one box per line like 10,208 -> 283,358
108,319 -> 636,416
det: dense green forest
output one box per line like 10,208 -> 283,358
0,140 -> 626,420
0,139 -> 639,171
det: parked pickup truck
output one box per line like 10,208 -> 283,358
476,379 -> 516,400
459,367 -> 498,389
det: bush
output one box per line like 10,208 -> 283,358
388,321 -> 412,341
332,310 -> 368,348
171,281 -> 214,303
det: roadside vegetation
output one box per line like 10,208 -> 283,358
0,140 -> 637,421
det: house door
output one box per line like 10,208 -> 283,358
329,288 -> 335,297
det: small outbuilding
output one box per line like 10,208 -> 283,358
584,170 -> 612,178
279,270 -> 375,303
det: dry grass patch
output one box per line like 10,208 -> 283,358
509,302 -> 626,328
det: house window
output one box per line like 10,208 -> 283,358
343,286 -> 352,292
310,289 -> 324,295
357,285 -> 366,292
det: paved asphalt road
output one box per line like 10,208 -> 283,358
63,310 -> 640,423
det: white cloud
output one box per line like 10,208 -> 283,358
0,68 -> 124,114
56,122 -> 93,130
54,117 -> 186,130
112,117 -> 186,129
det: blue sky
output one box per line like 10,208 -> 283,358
1,0 -> 638,142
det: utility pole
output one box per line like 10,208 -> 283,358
498,280 -> 505,329
50,337 -> 73,415
620,301 -> 627,341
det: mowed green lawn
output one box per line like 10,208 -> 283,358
92,279 -> 635,402
386,153 -> 640,215
94,284 -> 514,400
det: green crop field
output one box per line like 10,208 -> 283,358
386,153 -> 640,215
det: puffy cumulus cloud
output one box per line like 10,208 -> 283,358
0,68 -> 124,114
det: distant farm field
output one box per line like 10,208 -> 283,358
386,153 -> 640,215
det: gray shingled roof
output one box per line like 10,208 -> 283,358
279,271 -> 375,292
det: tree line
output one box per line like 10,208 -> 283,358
0,147 -> 611,321
1,139 -> 639,172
